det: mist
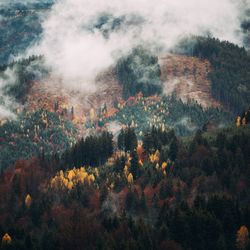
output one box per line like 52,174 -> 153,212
24,0 -> 249,92
0,68 -> 18,119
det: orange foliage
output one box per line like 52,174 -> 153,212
25,194 -> 32,208
2,233 -> 11,245
236,226 -> 249,250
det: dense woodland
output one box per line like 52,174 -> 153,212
0,10 -> 41,65
176,37 -> 250,114
0,109 -> 76,170
102,94 -> 232,137
0,120 -> 250,250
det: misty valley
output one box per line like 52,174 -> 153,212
0,1 -> 250,250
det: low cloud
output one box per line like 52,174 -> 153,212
25,0 -> 248,92
0,68 -> 18,119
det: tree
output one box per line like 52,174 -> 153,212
2,233 -> 11,246
127,173 -> 133,184
25,194 -> 32,208
236,226 -> 249,250
169,138 -> 178,161
118,128 -> 137,152
130,150 -> 141,179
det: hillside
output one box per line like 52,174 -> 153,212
26,53 -> 220,120
0,122 -> 249,249
0,2 -> 250,249
159,54 -> 220,108
26,70 -> 122,135
0,3 -> 52,65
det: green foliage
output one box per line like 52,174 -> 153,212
1,119 -> 250,250
116,46 -> 162,99
0,56 -> 49,103
177,36 -> 250,114
61,131 -> 113,169
103,94 -> 232,137
143,127 -> 176,153
118,127 -> 138,152
0,3 -> 52,65
0,109 -> 76,170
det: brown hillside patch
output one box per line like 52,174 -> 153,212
26,70 -> 122,133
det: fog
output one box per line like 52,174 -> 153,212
26,0 -> 248,92
0,68 -> 18,119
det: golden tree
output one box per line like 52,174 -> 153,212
2,233 -> 11,245
236,116 -> 241,127
236,225 -> 249,250
127,173 -> 133,184
25,194 -> 32,208
50,167 -> 96,191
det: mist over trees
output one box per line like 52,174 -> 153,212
0,56 -> 48,103
0,4 -> 49,65
116,46 -> 162,99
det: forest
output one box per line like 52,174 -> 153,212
0,109 -> 76,171
0,2 -> 53,65
176,36 -> 250,114
1,1 -> 250,249
0,117 -> 250,250
101,94 -> 232,137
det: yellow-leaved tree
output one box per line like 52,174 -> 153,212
149,150 -> 160,163
25,194 -> 32,208
124,165 -> 129,177
88,174 -> 95,184
236,116 -> 241,127
161,162 -> 167,170
127,173 -> 133,184
50,167 -> 96,191
2,233 -> 11,245
236,225 -> 249,250
67,169 -> 75,181
67,181 -> 74,190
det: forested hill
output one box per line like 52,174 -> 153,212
176,37 -> 250,114
0,3 -> 250,248
0,119 -> 250,249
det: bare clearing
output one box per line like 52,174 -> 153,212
159,54 -> 220,108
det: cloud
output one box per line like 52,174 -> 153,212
0,68 -> 18,119
24,0 -> 248,93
